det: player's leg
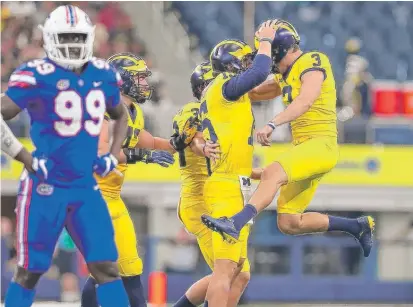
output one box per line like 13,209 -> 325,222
66,188 -> 129,307
227,261 -> 250,307
175,196 -> 214,307
5,171 -> 67,307
81,196 -> 146,307
230,137 -> 372,256
204,182 -> 250,307
113,200 -> 146,307
276,178 -> 374,257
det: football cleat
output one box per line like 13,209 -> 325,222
355,216 -> 375,257
201,215 -> 240,244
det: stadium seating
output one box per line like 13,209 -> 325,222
172,2 -> 413,82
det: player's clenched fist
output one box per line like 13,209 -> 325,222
93,153 -> 119,177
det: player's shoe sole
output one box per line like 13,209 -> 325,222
201,215 -> 240,244
356,216 -> 375,257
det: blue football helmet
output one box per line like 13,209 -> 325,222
190,61 -> 214,100
255,20 -> 300,72
107,52 -> 153,104
210,39 -> 254,74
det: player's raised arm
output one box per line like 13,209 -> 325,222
221,20 -> 276,101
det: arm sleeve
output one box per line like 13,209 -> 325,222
223,54 -> 272,101
1,114 -> 23,158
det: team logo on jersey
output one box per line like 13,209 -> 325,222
36,183 -> 54,196
57,79 -> 70,90
93,81 -> 102,87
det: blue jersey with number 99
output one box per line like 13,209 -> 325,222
6,57 -> 122,188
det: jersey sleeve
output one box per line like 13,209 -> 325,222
222,54 -> 272,101
298,52 -> 329,81
104,67 -> 123,110
5,63 -> 39,110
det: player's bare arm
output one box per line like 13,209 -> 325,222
1,112 -> 34,172
256,70 -> 324,146
1,94 -> 22,120
136,129 -> 175,153
248,77 -> 282,101
106,103 -> 128,159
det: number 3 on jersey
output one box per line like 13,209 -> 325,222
54,90 -> 106,137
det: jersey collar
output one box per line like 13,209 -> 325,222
282,52 -> 306,80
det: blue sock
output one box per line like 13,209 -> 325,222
122,275 -> 147,307
173,294 -> 196,307
328,216 -> 361,236
4,282 -> 35,307
81,277 -> 99,307
96,279 -> 130,307
232,204 -> 257,231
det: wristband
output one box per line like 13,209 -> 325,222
267,122 -> 276,130
259,38 -> 273,44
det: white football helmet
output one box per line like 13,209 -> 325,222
39,5 -> 95,69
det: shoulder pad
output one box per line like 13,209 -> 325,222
90,58 -> 123,86
8,61 -> 41,89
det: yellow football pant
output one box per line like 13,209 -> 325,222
178,193 -> 250,272
275,136 -> 339,214
102,194 -> 143,276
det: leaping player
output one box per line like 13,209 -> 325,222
2,5 -> 132,307
202,19 -> 375,258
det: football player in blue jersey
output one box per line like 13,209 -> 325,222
1,5 -> 132,307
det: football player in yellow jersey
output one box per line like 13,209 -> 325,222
203,20 -> 375,260
81,53 -> 176,307
173,62 -> 259,307
196,22 -> 277,307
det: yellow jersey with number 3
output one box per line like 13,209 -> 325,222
200,73 -> 255,177
173,101 -> 208,194
274,51 -> 337,141
95,103 -> 145,197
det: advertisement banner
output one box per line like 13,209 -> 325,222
1,139 -> 413,187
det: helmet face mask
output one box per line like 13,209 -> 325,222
56,33 -> 87,60
107,53 -> 154,104
40,5 -> 95,69
131,71 -> 153,103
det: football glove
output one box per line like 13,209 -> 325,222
170,116 -> 200,151
123,148 -> 175,167
93,153 -> 118,177
145,150 -> 175,167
